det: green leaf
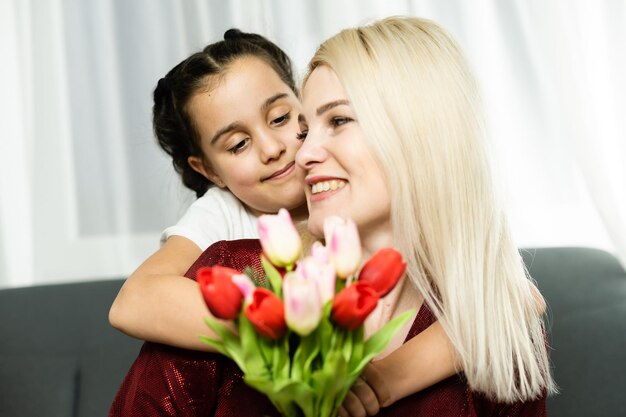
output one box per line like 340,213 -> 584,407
256,331 -> 275,369
290,335 -> 305,381
290,332 -> 320,382
311,350 -> 348,417
317,307 -> 334,359
329,326 -> 345,355
351,309 -> 415,378
348,326 -> 364,372
245,376 -> 316,417
239,314 -> 270,378
302,336 -> 320,381
341,329 -> 354,364
261,255 -> 283,297
202,317 -> 238,343
271,335 -> 291,380
198,335 -> 226,355
202,317 -> 246,371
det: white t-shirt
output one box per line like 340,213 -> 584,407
160,187 -> 259,251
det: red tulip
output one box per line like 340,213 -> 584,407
197,266 -> 243,320
245,288 -> 287,340
331,282 -> 379,330
358,248 -> 406,297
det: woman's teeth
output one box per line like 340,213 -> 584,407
311,180 -> 346,194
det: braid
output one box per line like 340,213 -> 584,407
153,75 -> 207,196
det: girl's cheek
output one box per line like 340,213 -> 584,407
235,167 -> 260,187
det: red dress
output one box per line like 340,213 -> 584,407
109,239 -> 547,416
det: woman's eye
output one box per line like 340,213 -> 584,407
296,130 -> 308,141
330,116 -> 353,127
271,112 -> 291,126
228,138 -> 249,154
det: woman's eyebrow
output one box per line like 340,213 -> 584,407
316,99 -> 349,116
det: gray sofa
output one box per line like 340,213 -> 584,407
1,247 -> 625,417
0,279 -> 142,417
520,247 -> 626,416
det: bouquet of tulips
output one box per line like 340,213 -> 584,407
197,209 -> 413,417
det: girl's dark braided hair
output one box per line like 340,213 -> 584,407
153,29 -> 297,197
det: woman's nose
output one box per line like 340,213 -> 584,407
295,131 -> 327,170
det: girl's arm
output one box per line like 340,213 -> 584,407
365,320 -> 457,406
338,321 -> 457,417
108,236 -> 224,351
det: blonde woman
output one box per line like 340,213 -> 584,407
298,16 -> 555,415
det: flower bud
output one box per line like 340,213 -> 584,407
310,241 -> 330,264
323,216 -> 362,279
283,271 -> 323,336
258,208 -> 302,267
331,282 -> 379,330
358,248 -> 406,297
297,256 -> 336,305
197,266 -> 243,320
245,288 -> 287,340
231,273 -> 256,305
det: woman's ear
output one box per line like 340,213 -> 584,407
187,156 -> 226,188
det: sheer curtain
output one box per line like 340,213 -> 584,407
1,0 -> 624,288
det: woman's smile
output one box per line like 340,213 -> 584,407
305,176 -> 347,203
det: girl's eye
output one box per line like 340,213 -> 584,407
270,112 -> 291,126
330,116 -> 353,128
296,130 -> 308,141
228,138 -> 250,154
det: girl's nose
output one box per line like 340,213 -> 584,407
258,132 -> 286,163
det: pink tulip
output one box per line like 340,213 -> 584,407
283,270 -> 323,336
323,216 -> 362,279
310,241 -> 330,264
258,208 -> 302,267
297,256 -> 336,305
231,273 -> 256,304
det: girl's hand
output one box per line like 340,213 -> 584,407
338,363 -> 391,417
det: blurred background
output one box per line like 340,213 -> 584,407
1,0 -> 624,288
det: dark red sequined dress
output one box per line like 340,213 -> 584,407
109,239 -> 546,416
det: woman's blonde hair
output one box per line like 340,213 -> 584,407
305,16 -> 556,401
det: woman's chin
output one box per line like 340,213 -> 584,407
306,216 -> 324,240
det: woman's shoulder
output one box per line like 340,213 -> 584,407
184,239 -> 263,280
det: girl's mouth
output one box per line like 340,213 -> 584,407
263,162 -> 295,181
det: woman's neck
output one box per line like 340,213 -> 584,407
359,221 -> 394,259
288,203 -> 309,222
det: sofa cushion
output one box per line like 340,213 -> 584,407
521,247 -> 626,417
0,279 -> 142,417
0,356 -> 77,416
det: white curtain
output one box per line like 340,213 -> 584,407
1,0 -> 624,288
